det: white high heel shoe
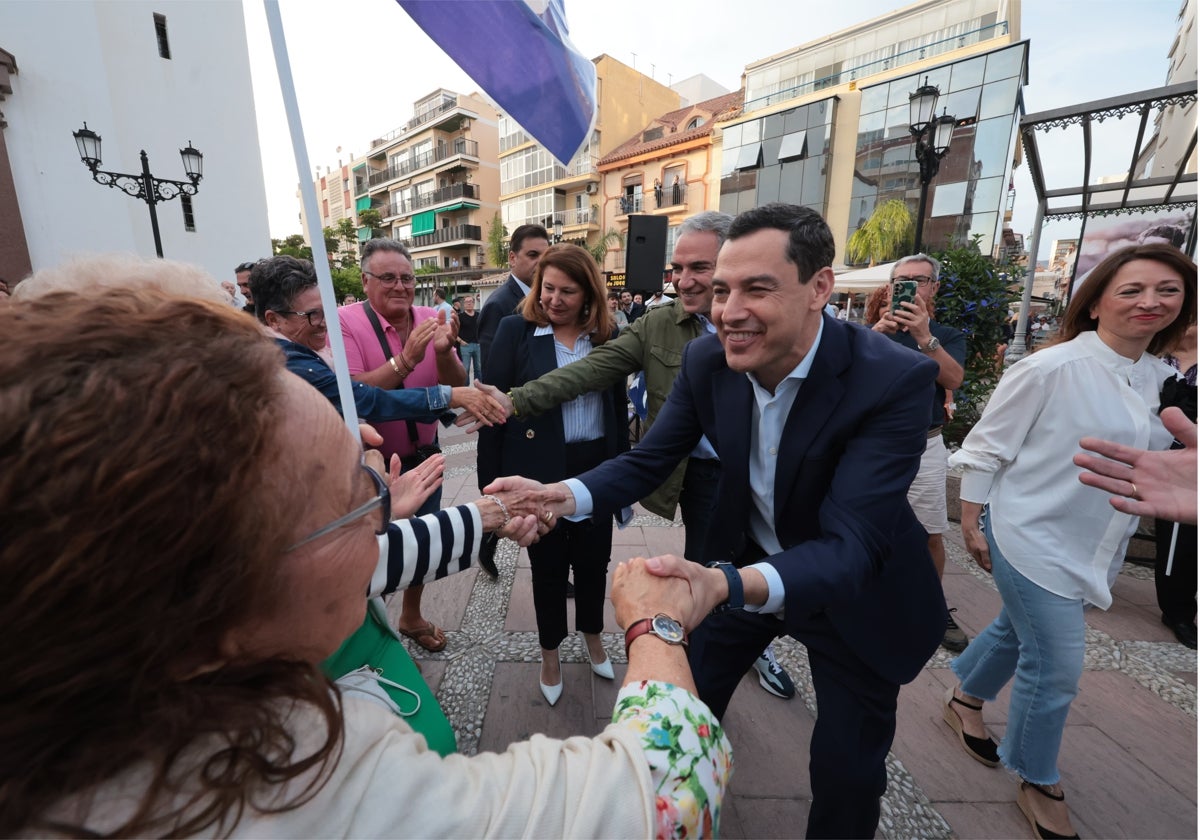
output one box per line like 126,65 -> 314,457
539,653 -> 562,706
586,644 -> 614,680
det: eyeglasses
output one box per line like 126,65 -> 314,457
893,274 -> 935,286
364,270 -> 417,288
278,307 -> 326,326
287,463 -> 391,552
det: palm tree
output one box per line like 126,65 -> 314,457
587,227 -> 624,269
845,199 -> 914,266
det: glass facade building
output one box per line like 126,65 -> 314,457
720,98 -> 836,217
849,41 -> 1027,256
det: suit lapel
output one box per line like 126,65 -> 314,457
712,364 -> 754,541
774,319 -> 851,512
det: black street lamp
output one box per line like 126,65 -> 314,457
72,123 -> 203,258
552,217 -> 564,244
908,78 -> 956,250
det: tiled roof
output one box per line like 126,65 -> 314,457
599,90 -> 744,165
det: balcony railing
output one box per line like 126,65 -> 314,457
368,139 -> 480,188
388,182 -> 479,217
566,155 -> 598,177
650,181 -> 688,209
402,224 -> 483,250
500,129 -> 533,152
616,194 -> 644,216
744,20 -> 1010,112
551,206 -> 595,227
407,98 -> 459,131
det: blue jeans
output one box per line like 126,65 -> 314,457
460,342 -> 482,383
951,512 -> 1085,785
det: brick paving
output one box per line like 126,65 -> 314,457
387,422 -> 1197,839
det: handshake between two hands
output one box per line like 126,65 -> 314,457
482,476 -> 730,634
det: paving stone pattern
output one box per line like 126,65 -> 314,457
386,425 -> 1197,839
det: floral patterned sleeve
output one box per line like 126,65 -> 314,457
613,680 -> 733,839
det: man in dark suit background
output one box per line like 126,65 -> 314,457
478,224 -> 550,368
486,204 -> 945,838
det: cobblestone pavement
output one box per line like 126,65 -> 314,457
390,427 -> 1197,839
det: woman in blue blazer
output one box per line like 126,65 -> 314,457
477,244 -> 629,705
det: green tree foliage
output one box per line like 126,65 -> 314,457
588,227 -> 625,268
931,235 -> 1021,445
271,234 -> 312,261
358,208 -> 383,237
845,200 -> 914,266
486,212 -> 508,268
330,265 -> 363,303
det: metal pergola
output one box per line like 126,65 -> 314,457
1009,81 -> 1198,359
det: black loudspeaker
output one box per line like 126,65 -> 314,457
624,214 -> 668,294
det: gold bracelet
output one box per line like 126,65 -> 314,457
480,494 -> 511,527
507,390 -> 520,418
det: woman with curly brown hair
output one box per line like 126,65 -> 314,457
0,258 -> 730,837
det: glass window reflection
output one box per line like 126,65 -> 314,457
984,46 -> 1024,83
932,180 -> 968,217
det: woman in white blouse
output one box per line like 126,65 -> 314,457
942,243 -> 1194,840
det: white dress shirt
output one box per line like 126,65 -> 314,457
533,325 -> 604,442
949,330 -> 1175,608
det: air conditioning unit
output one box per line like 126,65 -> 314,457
585,182 -> 598,195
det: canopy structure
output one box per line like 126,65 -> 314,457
833,261 -> 896,291
1010,81 -> 1198,360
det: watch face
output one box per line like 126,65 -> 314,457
651,614 -> 685,644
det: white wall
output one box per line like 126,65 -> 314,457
0,0 -> 271,283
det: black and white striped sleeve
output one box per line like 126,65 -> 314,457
367,504 -> 483,598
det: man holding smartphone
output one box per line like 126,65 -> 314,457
873,254 -> 968,651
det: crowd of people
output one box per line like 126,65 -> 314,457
0,201 -> 1194,839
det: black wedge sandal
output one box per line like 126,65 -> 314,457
1017,780 -> 1080,839
941,684 -> 1000,766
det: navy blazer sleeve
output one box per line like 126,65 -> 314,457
280,340 -> 451,424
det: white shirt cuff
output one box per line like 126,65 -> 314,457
562,477 -> 593,522
742,561 -> 785,616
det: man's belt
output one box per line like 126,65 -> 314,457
927,425 -> 944,439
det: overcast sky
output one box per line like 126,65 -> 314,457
242,0 -> 1186,259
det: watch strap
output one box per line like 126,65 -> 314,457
624,615 -> 687,656
706,561 -> 744,613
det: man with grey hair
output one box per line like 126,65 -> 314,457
873,253 -> 968,651
339,237 -> 466,653
467,210 -> 796,698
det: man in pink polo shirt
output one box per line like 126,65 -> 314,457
340,238 -> 466,652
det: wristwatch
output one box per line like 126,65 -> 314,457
624,613 -> 688,656
706,561 -> 744,613
919,336 -> 941,353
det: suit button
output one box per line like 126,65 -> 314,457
526,429 -> 536,439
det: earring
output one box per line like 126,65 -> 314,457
583,303 -> 590,316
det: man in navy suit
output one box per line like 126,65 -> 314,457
487,204 -> 944,838
478,223 -> 550,369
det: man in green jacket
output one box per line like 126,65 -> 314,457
466,210 -> 795,700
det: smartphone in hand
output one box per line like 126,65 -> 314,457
891,280 -> 917,312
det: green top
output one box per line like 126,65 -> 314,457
509,300 -> 705,519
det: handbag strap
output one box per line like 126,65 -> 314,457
361,302 -> 421,445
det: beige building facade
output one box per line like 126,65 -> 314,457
497,54 -> 680,257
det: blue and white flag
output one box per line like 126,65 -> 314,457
397,0 -> 597,165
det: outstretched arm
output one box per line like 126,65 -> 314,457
1075,406 -> 1197,524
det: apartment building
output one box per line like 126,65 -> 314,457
595,89 -> 743,276
299,157 -> 364,263
718,0 -> 1026,264
497,54 -> 680,256
353,89 -> 500,276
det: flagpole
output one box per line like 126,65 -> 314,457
263,0 -> 362,441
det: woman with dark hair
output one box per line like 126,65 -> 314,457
0,261 -> 730,837
477,243 -> 629,706
942,243 -> 1195,839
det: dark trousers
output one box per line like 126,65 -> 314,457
679,456 -> 721,563
1155,519 -> 1197,625
688,608 -> 898,839
528,439 -> 612,650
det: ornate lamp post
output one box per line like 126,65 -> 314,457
552,217 -> 564,244
908,78 -> 956,250
72,123 -> 203,258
